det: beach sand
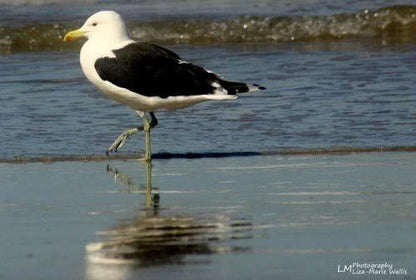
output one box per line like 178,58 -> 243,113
0,152 -> 414,279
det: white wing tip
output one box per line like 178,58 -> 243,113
248,83 -> 266,92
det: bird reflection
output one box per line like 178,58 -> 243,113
86,161 -> 252,280
106,161 -> 160,215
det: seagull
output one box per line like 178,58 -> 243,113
64,11 -> 265,161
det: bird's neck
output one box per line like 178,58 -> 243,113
91,36 -> 133,50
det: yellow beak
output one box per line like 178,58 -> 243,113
63,29 -> 85,42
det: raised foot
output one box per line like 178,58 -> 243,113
106,127 -> 141,155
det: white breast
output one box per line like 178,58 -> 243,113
80,40 -> 114,86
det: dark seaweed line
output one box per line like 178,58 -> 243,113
1,145 -> 416,164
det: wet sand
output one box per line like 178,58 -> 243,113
0,152 -> 414,280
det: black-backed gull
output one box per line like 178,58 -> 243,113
64,11 -> 265,161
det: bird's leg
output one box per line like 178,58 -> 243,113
106,111 -> 146,155
106,126 -> 144,155
105,112 -> 157,157
142,112 -> 158,162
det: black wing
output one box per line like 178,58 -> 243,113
94,43 -> 239,98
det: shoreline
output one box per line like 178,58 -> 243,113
2,145 -> 416,164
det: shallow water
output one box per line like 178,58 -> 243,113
0,153 -> 414,279
1,42 -> 416,158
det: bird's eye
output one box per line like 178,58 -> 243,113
92,22 -> 98,27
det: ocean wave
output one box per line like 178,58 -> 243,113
1,5 -> 416,54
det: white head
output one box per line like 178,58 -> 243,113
64,11 -> 130,43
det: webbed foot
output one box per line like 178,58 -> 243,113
106,127 -> 141,155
